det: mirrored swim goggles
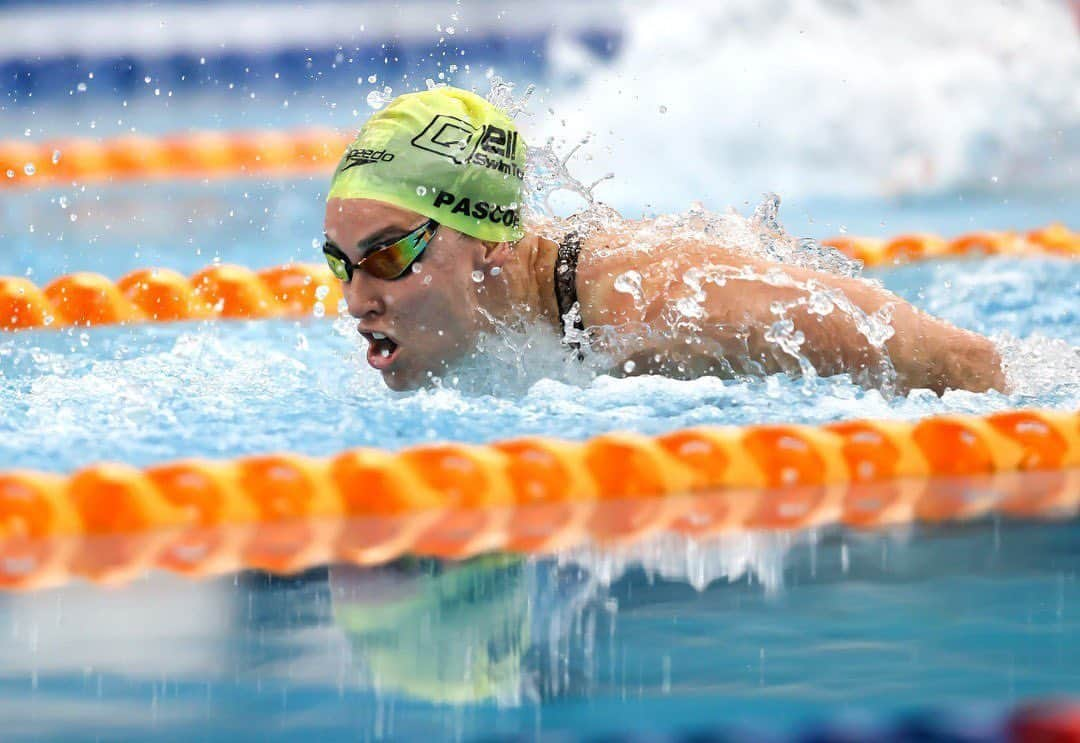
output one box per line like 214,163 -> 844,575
322,219 -> 439,281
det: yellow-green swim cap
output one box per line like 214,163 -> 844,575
328,87 -> 527,242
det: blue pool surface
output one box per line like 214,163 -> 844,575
0,189 -> 1077,472
1,2 -> 1079,738
0,519 -> 1076,740
0,184 -> 1077,741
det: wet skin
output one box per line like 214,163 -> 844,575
325,199 -> 1006,394
325,198 -> 557,390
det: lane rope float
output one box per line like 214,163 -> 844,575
1,129 -> 349,187
0,468 -> 1075,590
821,222 -> 1078,266
0,409 -> 1075,549
1,224 -> 1076,332
0,262 -> 345,331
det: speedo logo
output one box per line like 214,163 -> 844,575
432,190 -> 521,228
339,148 -> 395,171
411,115 -> 524,180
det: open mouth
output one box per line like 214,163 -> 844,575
360,329 -> 401,371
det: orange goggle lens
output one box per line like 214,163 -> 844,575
323,220 -> 437,281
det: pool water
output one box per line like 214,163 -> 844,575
2,1 -> 1079,739
0,181 -> 1077,741
0,203 -> 1077,471
0,519 -> 1076,740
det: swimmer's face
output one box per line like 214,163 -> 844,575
325,198 -> 503,390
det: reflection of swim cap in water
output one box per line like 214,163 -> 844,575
328,87 -> 527,242
331,556 -> 530,704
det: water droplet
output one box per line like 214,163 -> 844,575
366,87 -> 392,109
471,270 -> 484,283
69,213 -> 77,222
422,275 -> 433,285
5,170 -> 14,179
490,266 -> 502,276
23,163 -> 35,176
79,332 -> 89,347
76,82 -> 87,92
411,262 -> 423,273
415,186 -> 427,196
623,360 -> 636,373
380,347 -> 390,358
807,290 -> 834,316
613,270 -> 645,310
367,74 -> 377,83
674,296 -> 704,319
51,150 -> 61,164
659,105 -> 667,114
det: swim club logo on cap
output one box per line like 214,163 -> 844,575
410,114 -> 525,180
328,86 -> 527,243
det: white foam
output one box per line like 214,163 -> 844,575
537,0 -> 1080,204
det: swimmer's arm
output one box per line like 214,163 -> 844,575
577,250 -> 1006,394
779,269 -> 1008,394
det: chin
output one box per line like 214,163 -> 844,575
382,367 -> 424,391
381,371 -> 414,391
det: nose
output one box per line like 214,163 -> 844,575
343,274 -> 386,320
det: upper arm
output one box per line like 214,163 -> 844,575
574,239 -> 1004,393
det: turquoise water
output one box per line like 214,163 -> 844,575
0,520 -> 1076,740
0,180 -> 1077,740
1,178 -> 1079,471
1,7 -> 1078,734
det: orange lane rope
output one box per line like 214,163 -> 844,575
0,467 -> 1075,591
0,129 -> 349,187
0,262 -> 345,331
821,222 -> 1078,267
1,224 -> 1076,332
1,409 -> 1076,566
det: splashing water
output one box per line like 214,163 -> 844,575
558,531 -> 803,594
518,180 -> 902,392
485,75 -> 536,119
525,135 -> 615,217
539,0 -> 1080,206
365,86 -> 393,110
997,334 -> 1080,400
612,270 -> 645,310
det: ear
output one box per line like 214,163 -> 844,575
477,240 -> 512,269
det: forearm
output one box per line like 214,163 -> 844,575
817,278 -> 1007,394
580,246 -> 1007,394
702,268 -> 1008,394
892,312 -> 1006,394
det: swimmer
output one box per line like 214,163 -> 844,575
323,87 -> 1006,394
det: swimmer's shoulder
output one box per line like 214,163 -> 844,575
573,217 -> 769,326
